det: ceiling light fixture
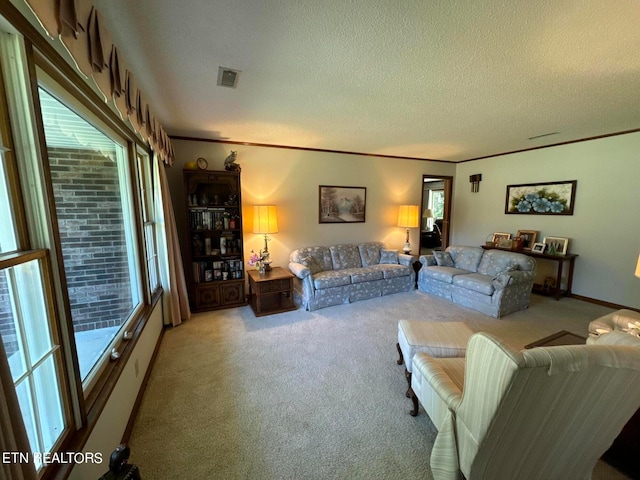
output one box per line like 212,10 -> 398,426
217,67 -> 241,88
528,132 -> 560,141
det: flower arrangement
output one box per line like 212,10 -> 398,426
248,249 -> 269,272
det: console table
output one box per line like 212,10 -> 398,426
482,246 -> 578,300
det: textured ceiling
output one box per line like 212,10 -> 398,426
95,0 -> 640,162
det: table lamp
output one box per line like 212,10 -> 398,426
635,254 -> 640,278
397,205 -> 420,254
253,205 -> 278,271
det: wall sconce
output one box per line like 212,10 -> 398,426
469,174 -> 482,192
635,254 -> 640,278
397,205 -> 420,254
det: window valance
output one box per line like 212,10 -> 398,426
25,0 -> 175,164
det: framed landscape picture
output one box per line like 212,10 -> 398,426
319,185 -> 366,223
505,180 -> 577,215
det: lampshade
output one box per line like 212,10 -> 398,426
397,205 -> 420,228
636,254 -> 640,278
422,208 -> 434,219
253,205 -> 279,234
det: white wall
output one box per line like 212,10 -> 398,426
169,134 -> 639,309
69,302 -> 164,479
168,140 -> 456,271
452,132 -> 640,309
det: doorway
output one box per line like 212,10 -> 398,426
419,175 -> 453,255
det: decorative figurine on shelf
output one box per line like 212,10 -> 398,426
192,235 -> 203,256
224,150 -> 241,172
98,444 -> 141,480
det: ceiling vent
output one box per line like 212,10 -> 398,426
217,67 -> 241,88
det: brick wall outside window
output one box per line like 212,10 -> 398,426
49,147 -> 134,332
0,273 -> 17,356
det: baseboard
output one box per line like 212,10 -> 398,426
569,294 -> 640,313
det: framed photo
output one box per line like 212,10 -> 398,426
516,230 -> 538,250
319,186 -> 366,223
497,238 -> 513,249
492,232 -> 511,243
505,180 -> 577,215
543,236 -> 569,255
531,242 -> 546,254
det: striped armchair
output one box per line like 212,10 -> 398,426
411,331 -> 640,480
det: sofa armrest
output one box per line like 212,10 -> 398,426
398,253 -> 416,267
419,255 -> 436,267
492,270 -> 535,289
288,262 -> 311,279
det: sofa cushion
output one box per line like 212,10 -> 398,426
349,267 -> 384,283
434,251 -> 455,267
358,242 -> 384,267
380,249 -> 399,264
422,266 -> 470,284
330,244 -> 363,270
452,273 -> 495,295
477,249 -> 530,277
298,253 -> 324,275
292,246 -> 333,272
313,270 -> 352,289
447,246 -> 484,272
373,264 -> 410,279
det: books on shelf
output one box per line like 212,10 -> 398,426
188,208 -> 237,231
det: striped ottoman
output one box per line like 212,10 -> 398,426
396,320 -> 473,415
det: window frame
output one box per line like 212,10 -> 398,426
136,149 -> 161,302
35,70 -> 146,395
0,10 -> 164,478
0,249 -> 75,472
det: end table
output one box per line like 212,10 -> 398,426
248,267 -> 296,316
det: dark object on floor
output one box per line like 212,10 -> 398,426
98,444 -> 141,480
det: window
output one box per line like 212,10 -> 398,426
0,144 -> 17,253
0,15 -> 161,478
0,252 -> 69,471
37,83 -> 143,384
0,54 -> 70,472
137,151 -> 160,299
431,190 -> 445,220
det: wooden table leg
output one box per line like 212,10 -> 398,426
554,260 -> 564,300
566,256 -> 576,296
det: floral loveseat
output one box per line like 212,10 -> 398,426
418,245 -> 536,318
288,242 -> 415,311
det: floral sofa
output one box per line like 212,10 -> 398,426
288,242 -> 415,311
418,245 -> 536,318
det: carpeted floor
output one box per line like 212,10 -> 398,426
127,291 -> 631,479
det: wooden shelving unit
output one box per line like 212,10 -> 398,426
183,169 -> 245,311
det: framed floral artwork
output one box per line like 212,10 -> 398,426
505,180 -> 577,215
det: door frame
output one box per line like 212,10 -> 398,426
419,175 -> 453,253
